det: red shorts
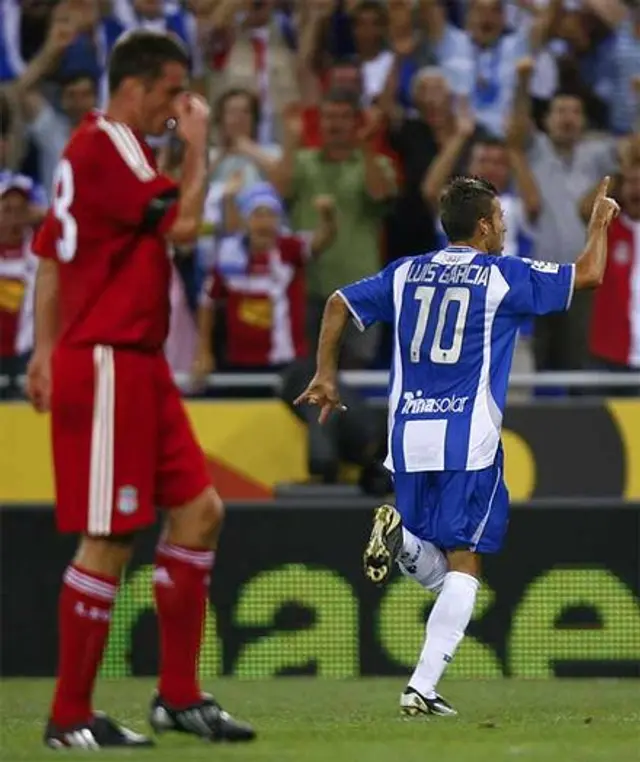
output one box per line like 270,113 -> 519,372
51,344 -> 212,535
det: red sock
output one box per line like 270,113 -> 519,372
154,542 -> 214,708
51,565 -> 118,728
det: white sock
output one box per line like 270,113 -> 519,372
408,571 -> 479,699
398,527 -> 447,593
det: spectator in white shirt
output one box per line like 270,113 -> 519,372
350,0 -> 395,106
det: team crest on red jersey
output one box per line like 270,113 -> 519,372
117,486 -> 138,515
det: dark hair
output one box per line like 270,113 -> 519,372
440,176 -> 497,242
353,0 -> 388,22
0,92 -> 12,138
108,29 -> 189,94
322,88 -> 360,112
329,55 -> 361,72
473,135 -> 507,150
214,88 -> 261,138
550,90 -> 585,106
58,70 -> 98,92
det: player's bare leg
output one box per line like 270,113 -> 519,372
45,536 -> 154,749
401,549 -> 480,717
149,486 -> 255,742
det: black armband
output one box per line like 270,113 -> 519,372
142,189 -> 179,230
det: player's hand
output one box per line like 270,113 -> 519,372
588,176 -> 620,231
175,93 -> 211,149
26,350 -> 52,414
293,373 -> 347,424
191,350 -> 215,391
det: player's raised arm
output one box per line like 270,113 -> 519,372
574,176 -> 620,290
165,94 -> 211,246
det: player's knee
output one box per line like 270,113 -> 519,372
446,548 -> 481,578
74,534 -> 135,577
167,487 -> 225,548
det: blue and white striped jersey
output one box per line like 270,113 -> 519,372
338,246 -> 575,472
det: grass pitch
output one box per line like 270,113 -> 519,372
0,679 -> 638,762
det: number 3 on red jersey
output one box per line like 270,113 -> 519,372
52,159 -> 77,263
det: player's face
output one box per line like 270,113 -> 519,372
247,207 -> 279,244
133,0 -> 163,18
141,62 -> 189,136
546,96 -> 585,146
320,102 -> 358,149
621,166 -> 640,221
221,94 -> 254,141
482,197 -> 506,254
467,0 -> 504,46
468,144 -> 510,193
61,78 -> 97,126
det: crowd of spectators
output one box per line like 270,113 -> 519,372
1,0 -> 640,406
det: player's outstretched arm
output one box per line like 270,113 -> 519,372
166,94 -> 210,246
294,293 -> 348,424
574,176 -> 620,290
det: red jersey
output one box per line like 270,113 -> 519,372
202,233 -> 312,367
33,112 -> 178,352
589,215 -> 640,368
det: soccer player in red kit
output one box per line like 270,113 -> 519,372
26,30 -> 255,750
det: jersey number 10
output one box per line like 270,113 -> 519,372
52,159 -> 77,263
410,286 -> 470,365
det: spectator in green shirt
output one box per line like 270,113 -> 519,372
269,90 -> 397,368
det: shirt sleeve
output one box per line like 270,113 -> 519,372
89,123 -> 178,231
336,263 -> 397,330
500,257 -> 575,316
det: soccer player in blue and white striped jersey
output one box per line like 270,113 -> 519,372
295,175 -> 619,716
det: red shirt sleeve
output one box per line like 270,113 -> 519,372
88,121 -> 178,230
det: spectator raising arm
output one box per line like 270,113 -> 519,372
506,58 -> 540,223
359,109 -> 397,201
270,107 -> 303,199
296,3 -> 333,106
310,195 -> 338,255
12,7 -> 77,122
421,97 -> 476,209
